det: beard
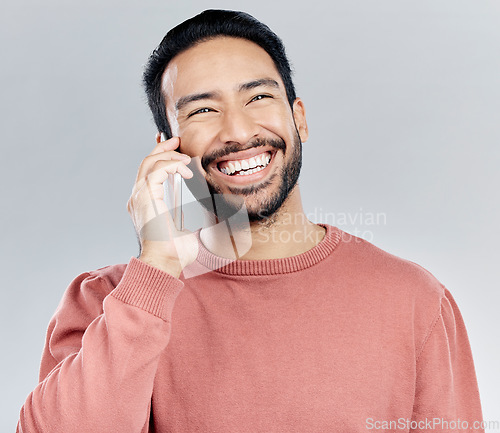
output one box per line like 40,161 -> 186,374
189,130 -> 303,224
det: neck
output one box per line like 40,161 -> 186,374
199,188 -> 326,260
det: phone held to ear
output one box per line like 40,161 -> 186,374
161,132 -> 183,231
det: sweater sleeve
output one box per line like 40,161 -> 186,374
17,257 -> 183,433
411,288 -> 484,432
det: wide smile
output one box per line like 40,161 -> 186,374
211,149 -> 277,185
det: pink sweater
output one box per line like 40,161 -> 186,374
17,224 -> 484,432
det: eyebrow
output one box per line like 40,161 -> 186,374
174,78 -> 280,112
238,78 -> 280,92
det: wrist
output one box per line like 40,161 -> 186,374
138,254 -> 182,279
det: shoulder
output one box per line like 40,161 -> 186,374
334,228 -> 444,297
331,227 -> 446,322
330,227 -> 450,352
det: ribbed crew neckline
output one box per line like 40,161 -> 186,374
195,223 -> 341,276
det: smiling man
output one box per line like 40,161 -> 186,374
162,38 -> 304,223
18,9 -> 484,433
151,33 -> 322,264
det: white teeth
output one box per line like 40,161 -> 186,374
236,166 -> 265,176
219,151 -> 272,175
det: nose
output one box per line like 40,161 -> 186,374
217,107 -> 260,146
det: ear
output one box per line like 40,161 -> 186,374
155,132 -> 162,144
292,98 -> 309,143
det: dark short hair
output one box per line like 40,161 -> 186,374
143,9 -> 297,138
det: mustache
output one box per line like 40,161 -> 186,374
201,137 -> 286,172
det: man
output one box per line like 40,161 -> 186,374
18,9 -> 484,433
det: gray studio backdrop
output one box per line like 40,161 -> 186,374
1,0 -> 499,431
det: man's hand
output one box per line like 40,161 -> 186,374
127,136 -> 199,278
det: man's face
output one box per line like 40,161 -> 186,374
161,36 -> 308,222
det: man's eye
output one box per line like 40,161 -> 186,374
250,94 -> 272,103
188,108 -> 214,117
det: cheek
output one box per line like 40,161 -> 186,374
178,122 -> 219,158
255,107 -> 296,139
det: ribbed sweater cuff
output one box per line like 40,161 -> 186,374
111,257 -> 184,321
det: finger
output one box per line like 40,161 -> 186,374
134,159 -> 193,195
135,150 -> 191,186
150,136 -> 181,156
145,150 -> 191,165
143,160 -> 193,190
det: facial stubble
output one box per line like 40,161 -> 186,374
204,131 -> 303,224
